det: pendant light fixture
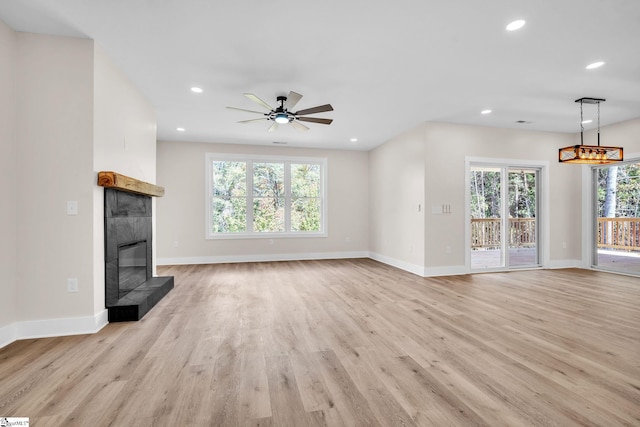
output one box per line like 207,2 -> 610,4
559,97 -> 623,164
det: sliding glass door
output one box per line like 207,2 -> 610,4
592,161 -> 640,275
469,164 -> 540,270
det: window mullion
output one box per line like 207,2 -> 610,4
247,160 -> 254,232
284,161 -> 291,232
206,153 -> 326,238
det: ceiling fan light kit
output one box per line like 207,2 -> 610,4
559,97 -> 623,164
227,91 -> 333,132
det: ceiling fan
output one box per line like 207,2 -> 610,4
227,91 -> 333,132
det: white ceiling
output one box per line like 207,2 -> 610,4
1,0 -> 639,150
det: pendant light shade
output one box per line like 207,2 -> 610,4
559,144 -> 623,163
559,98 -> 623,164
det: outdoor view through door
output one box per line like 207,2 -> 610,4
593,161 -> 640,275
470,165 -> 540,270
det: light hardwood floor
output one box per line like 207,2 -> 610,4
1,259 -> 639,426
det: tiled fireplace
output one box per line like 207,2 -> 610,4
100,172 -> 173,322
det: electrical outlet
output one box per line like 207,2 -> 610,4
67,278 -> 78,293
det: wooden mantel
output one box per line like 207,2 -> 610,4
97,171 -> 165,197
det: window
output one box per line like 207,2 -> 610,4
206,153 -> 327,238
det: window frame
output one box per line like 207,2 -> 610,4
205,152 -> 328,239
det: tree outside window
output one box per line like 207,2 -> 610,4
206,154 -> 326,238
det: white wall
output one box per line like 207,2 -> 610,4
92,44 -> 157,313
585,117 -> 640,151
16,33 -> 96,322
368,126 -> 425,275
580,117 -> 640,265
0,19 -> 17,342
423,123 -> 580,271
156,140 -> 369,264
369,121 -> 583,275
0,26 -> 157,348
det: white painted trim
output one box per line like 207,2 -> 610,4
464,156 -> 550,272
157,251 -> 369,266
546,259 -> 583,269
582,151 -> 640,271
368,252 -> 425,277
581,164 -> 594,267
423,265 -> 468,277
0,323 -> 19,349
0,310 -> 109,349
205,153 -> 328,239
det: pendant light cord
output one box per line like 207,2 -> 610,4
597,101 -> 601,146
580,100 -> 584,145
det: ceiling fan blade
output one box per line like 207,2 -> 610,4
297,117 -> 333,125
227,106 -> 266,115
244,93 -> 273,111
268,122 -> 279,132
290,121 -> 309,131
238,118 -> 268,123
284,91 -> 303,111
295,104 -> 333,116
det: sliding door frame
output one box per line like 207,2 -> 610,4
584,153 -> 640,275
465,156 -> 550,273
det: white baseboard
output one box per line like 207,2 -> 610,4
423,265 -> 468,277
0,322 -> 18,349
368,252 -> 426,277
546,259 -> 583,269
0,310 -> 108,349
157,251 -> 369,266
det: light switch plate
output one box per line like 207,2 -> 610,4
67,201 -> 78,215
67,278 -> 78,292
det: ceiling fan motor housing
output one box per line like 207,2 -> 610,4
272,96 -> 293,123
227,91 -> 333,130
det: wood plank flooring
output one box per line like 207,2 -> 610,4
1,259 -> 639,426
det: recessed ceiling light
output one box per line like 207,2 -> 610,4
481,109 -> 492,115
581,119 -> 593,124
586,61 -> 605,70
190,87 -> 203,93
176,127 -> 185,132
350,137 -> 358,142
506,19 -> 526,31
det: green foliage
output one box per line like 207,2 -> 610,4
292,164 -> 320,197
211,161 -> 246,232
253,198 -> 285,232
212,161 -> 245,197
508,171 -> 536,218
210,160 -> 322,233
252,163 -> 285,232
292,198 -> 321,231
470,170 -> 501,219
597,163 -> 640,217
212,198 -> 246,233
291,164 -> 321,231
470,168 -> 536,219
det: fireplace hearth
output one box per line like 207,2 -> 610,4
101,173 -> 173,322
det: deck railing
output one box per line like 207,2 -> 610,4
472,217 -> 640,252
471,218 -> 535,249
598,217 -> 640,251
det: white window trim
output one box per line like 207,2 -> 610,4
205,152 -> 328,239
464,156 -> 550,271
